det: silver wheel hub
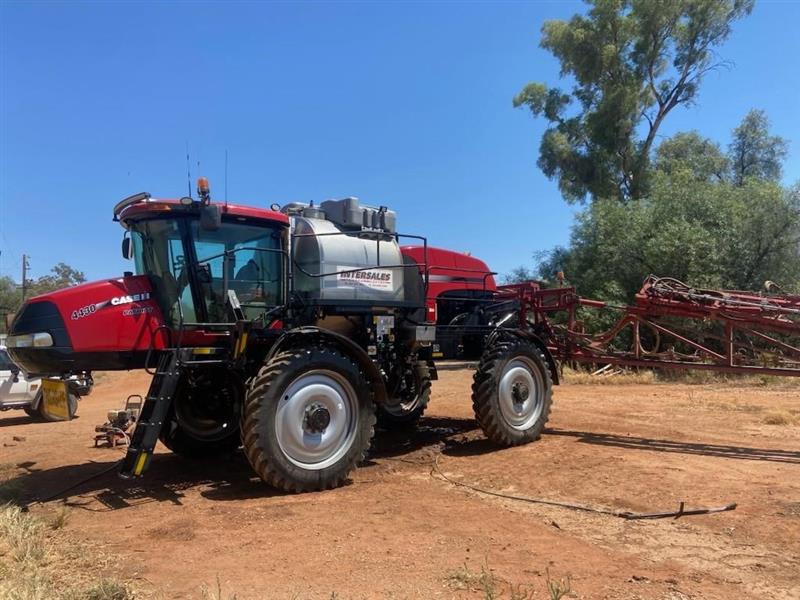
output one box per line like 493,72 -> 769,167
498,356 -> 543,431
304,403 -> 331,434
275,370 -> 358,470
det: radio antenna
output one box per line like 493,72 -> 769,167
224,149 -> 229,208
185,141 -> 192,197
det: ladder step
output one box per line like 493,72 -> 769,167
119,350 -> 183,479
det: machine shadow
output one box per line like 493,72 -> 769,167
0,415 -> 38,428
8,452 -> 286,510
1,414 -> 83,428
369,415 -> 484,460
548,429 -> 800,464
7,416 -> 486,509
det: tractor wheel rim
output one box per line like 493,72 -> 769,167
498,356 -> 543,431
275,370 -> 358,470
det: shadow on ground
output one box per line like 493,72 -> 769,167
548,429 -> 800,464
3,415 -> 486,509
5,452 -> 282,510
11,417 -> 788,511
372,415 -> 481,456
0,415 -> 38,428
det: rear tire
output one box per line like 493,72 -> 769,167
159,370 -> 242,459
242,345 -> 375,492
377,362 -> 431,429
472,339 -> 552,446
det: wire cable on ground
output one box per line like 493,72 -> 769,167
429,454 -> 736,521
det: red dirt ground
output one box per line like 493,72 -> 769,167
1,369 -> 799,599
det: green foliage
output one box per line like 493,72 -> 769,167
0,276 -> 21,315
528,106 -> 798,310
0,263 -> 85,332
502,265 -> 537,284
514,0 -> 754,203
26,263 -> 85,298
729,109 -> 789,186
539,171 -> 800,302
654,131 -> 728,182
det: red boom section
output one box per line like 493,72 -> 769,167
499,275 -> 800,377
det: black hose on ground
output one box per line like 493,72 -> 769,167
423,453 -> 736,521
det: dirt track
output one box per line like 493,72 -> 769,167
1,369 -> 799,599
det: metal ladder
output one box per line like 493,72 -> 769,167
119,349 -> 183,479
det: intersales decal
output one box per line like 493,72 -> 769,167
337,267 -> 394,290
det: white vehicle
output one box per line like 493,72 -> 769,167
0,344 -> 42,417
0,345 -> 86,420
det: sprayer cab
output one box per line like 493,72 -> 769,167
6,180 -> 290,376
115,180 -> 290,328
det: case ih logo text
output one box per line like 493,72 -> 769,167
111,292 -> 151,306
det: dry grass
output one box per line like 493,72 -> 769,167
48,505 -> 70,530
91,371 -> 112,384
563,367 -> 656,385
200,577 -> 239,600
762,410 -> 798,426
546,569 -> 572,600
0,505 -> 46,564
563,366 -> 800,388
445,561 -> 571,599
0,503 -> 134,600
671,370 -> 800,388
83,580 -> 131,600
0,466 -> 135,600
447,562 -> 501,599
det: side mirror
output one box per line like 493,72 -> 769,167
9,364 -> 20,383
121,236 -> 134,260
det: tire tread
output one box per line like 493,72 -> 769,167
471,340 -> 553,447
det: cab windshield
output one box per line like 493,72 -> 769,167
129,217 -> 284,325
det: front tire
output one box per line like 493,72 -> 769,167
472,339 -> 552,446
242,346 -> 375,492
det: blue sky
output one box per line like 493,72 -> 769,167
1,0 -> 798,283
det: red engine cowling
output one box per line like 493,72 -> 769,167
7,275 -> 168,376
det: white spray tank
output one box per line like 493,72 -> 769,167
285,198 -> 420,306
